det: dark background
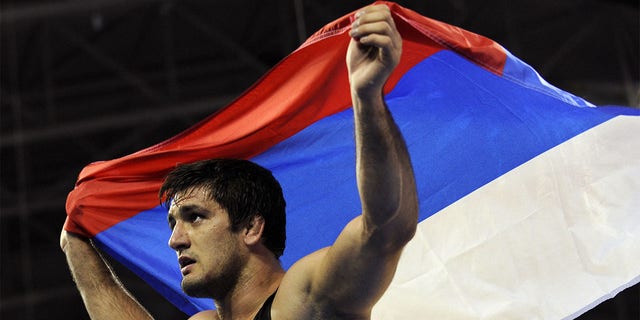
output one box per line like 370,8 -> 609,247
1,0 -> 638,319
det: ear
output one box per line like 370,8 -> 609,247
243,215 -> 265,246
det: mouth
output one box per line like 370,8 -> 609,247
178,256 -> 196,275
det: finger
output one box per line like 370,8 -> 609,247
351,21 -> 388,39
355,31 -> 394,49
350,20 -> 401,56
352,5 -> 395,31
356,4 -> 392,17
350,7 -> 397,42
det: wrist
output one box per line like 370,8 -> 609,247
60,230 -> 92,254
352,90 -> 386,112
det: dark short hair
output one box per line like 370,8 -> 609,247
159,159 -> 286,258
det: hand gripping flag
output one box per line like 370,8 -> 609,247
65,2 -> 640,318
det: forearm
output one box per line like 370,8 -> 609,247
346,4 -> 416,241
62,232 -> 153,320
353,93 -> 418,241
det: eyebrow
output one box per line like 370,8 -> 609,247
167,204 -> 208,221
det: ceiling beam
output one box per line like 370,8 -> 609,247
0,95 -> 236,147
1,0 -> 160,25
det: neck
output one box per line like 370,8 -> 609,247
214,252 -> 284,320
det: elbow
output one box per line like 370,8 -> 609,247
394,194 -> 419,245
367,205 -> 418,253
396,210 -> 418,247
377,221 -> 417,254
394,196 -> 420,248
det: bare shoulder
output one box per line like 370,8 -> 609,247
281,247 -> 329,291
270,247 -> 330,319
270,212 -> 401,319
187,310 -> 218,320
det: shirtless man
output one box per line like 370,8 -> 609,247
60,4 -> 418,319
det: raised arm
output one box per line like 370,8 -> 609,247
60,230 -> 154,320
349,4 -> 418,248
277,4 -> 419,318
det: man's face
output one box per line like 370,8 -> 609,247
167,187 -> 246,298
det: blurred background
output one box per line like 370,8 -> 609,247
1,0 -> 638,319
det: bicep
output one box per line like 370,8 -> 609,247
308,215 -> 404,315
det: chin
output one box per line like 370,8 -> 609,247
182,279 -> 210,298
182,270 -> 241,300
181,273 -> 212,298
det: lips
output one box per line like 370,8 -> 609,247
178,256 -> 196,275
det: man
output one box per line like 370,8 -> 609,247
61,4 -> 418,319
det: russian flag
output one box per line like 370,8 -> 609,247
65,2 -> 640,319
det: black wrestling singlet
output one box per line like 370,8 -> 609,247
253,291 -> 276,320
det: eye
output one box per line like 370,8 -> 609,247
167,216 -> 176,230
188,213 -> 203,223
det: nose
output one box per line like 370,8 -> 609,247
168,221 -> 190,251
